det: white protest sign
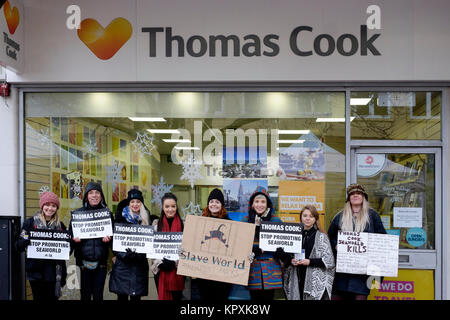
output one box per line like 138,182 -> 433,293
112,223 -> 155,254
259,221 -> 302,253
27,230 -> 71,260
70,209 -> 113,239
367,233 -> 399,277
393,207 -> 422,228
147,232 -> 183,261
337,231 -> 399,277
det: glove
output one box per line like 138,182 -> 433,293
124,248 -> 139,262
159,258 -> 176,271
274,247 -> 292,265
252,246 -> 263,256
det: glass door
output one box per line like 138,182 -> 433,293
351,147 -> 441,300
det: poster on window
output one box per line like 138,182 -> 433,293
112,223 -> 155,254
147,232 -> 183,261
27,230 -> 71,260
278,180 -> 325,213
177,215 -> 255,285
70,209 -> 113,239
259,221 -> 302,253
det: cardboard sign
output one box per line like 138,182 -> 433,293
112,223 -> 155,254
147,232 -> 183,261
177,215 -> 255,286
27,230 -> 70,260
70,209 -> 113,239
259,221 -> 302,253
337,231 -> 399,277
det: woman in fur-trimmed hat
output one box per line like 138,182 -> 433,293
327,183 -> 386,300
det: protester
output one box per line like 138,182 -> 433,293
196,188 -> 232,301
241,187 -> 284,301
109,188 -> 150,301
69,181 -> 114,301
283,205 -> 335,300
151,192 -> 185,300
16,191 -> 67,300
327,183 -> 386,300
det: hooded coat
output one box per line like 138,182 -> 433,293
69,182 -> 114,267
109,198 -> 150,297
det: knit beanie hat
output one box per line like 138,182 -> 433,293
346,183 -> 369,201
40,191 -> 60,209
127,188 -> 144,203
208,188 -> 225,207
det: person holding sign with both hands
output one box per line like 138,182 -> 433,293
16,191 -> 67,300
109,188 -> 150,301
282,205 -> 335,300
327,184 -> 386,300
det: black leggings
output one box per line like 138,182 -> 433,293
80,266 -> 107,301
29,280 -> 58,301
249,289 -> 275,301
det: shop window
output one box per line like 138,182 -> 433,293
351,92 -> 441,140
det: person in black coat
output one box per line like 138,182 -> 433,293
196,188 -> 233,301
16,191 -> 67,300
69,181 -> 114,301
327,184 -> 386,300
109,189 -> 150,301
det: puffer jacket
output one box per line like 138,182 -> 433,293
109,199 -> 150,297
69,182 -> 114,267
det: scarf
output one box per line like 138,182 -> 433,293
122,206 -> 141,224
158,214 -> 185,300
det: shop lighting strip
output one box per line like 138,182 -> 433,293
147,129 -> 181,134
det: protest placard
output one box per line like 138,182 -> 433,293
70,209 -> 113,239
336,231 -> 399,277
177,215 -> 255,286
112,223 -> 155,254
147,232 -> 183,261
27,230 -> 71,260
259,221 -> 302,253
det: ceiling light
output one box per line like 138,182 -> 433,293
128,117 -> 166,122
350,98 -> 371,105
147,129 -> 181,134
277,130 -> 310,134
162,139 -> 191,143
316,117 -> 355,122
277,140 -> 305,144
174,146 -> 200,150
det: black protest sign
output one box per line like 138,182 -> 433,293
27,230 -> 71,260
71,209 -> 113,239
112,223 -> 155,254
259,221 -> 303,253
147,232 -> 183,260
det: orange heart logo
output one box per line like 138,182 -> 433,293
3,0 -> 20,35
77,18 -> 132,60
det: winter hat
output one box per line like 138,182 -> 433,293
346,183 -> 369,201
248,186 -> 273,212
127,188 -> 144,203
208,188 -> 225,207
40,191 -> 60,209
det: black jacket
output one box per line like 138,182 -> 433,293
69,182 -> 114,267
327,208 -> 387,295
16,217 -> 67,286
109,199 -> 150,297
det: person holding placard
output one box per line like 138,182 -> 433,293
109,188 -> 151,301
151,192 -> 185,300
283,205 -> 335,300
241,187 -> 283,301
327,184 -> 386,300
16,191 -> 67,300
69,181 -> 114,301
196,188 -> 233,301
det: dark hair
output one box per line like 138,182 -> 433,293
157,192 -> 183,231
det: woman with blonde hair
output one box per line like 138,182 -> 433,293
283,205 -> 335,300
327,184 -> 386,300
16,191 -> 67,300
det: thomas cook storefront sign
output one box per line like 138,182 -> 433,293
0,0 -> 23,73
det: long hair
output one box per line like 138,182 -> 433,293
340,197 -> 370,232
202,206 -> 228,219
38,209 -> 61,228
136,203 -> 149,226
300,205 -> 325,234
158,192 -> 184,231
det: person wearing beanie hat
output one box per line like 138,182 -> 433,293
327,183 -> 386,300
241,187 -> 283,301
109,188 -> 150,301
195,188 -> 232,300
69,181 -> 114,301
16,191 -> 67,300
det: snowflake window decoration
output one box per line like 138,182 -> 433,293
39,128 -> 51,147
179,153 -> 204,189
151,176 -> 174,209
83,139 -> 98,154
181,201 -> 202,220
105,159 -> 124,189
132,131 -> 156,158
38,185 -> 50,195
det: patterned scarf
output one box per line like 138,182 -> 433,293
158,214 -> 185,300
122,206 -> 141,224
